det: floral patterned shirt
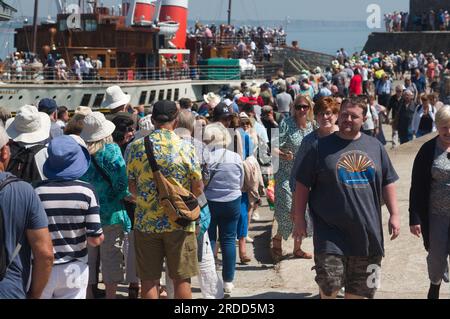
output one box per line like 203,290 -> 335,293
80,143 -> 131,232
126,129 -> 202,234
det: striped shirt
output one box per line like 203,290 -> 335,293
35,180 -> 103,265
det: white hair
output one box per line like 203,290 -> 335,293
435,105 -> 450,128
203,122 -> 232,149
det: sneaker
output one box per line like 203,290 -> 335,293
338,287 -> 345,297
245,236 -> 254,243
251,212 -> 260,221
224,282 -> 234,294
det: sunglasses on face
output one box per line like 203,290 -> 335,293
295,104 -> 310,111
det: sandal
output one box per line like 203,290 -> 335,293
240,255 -> 251,264
293,249 -> 313,259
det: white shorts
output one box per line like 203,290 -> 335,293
41,261 -> 89,299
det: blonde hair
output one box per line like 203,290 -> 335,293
435,105 -> 450,128
87,135 -> 113,155
292,94 -> 315,122
177,110 -> 196,134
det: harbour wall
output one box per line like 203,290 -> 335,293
363,31 -> 450,55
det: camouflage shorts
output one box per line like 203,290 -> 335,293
313,254 -> 382,299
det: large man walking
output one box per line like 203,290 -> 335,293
293,97 -> 401,299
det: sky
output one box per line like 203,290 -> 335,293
10,0 -> 409,21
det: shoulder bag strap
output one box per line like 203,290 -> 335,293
0,176 -> 22,266
143,136 -> 160,173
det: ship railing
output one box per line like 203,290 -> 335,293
0,63 -> 283,84
189,34 -> 287,47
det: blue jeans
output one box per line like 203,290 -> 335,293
399,129 -> 413,144
280,112 -> 291,120
237,193 -> 249,239
416,129 -> 432,138
208,197 -> 241,283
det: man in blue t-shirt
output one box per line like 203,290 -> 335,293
0,126 -> 53,299
292,97 -> 400,299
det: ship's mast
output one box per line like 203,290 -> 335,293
56,0 -> 64,14
154,0 -> 162,24
227,0 -> 231,25
32,0 -> 39,54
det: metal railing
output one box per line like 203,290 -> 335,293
0,63 -> 283,84
189,34 -> 287,47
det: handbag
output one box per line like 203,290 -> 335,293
143,136 -> 201,227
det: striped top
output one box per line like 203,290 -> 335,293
35,180 -> 103,265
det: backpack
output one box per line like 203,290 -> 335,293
0,176 -> 22,281
6,142 -> 46,184
143,136 -> 200,227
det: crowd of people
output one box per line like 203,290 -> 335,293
384,11 -> 409,32
386,9 -> 450,32
190,22 -> 286,46
411,9 -> 450,31
189,22 -> 286,62
0,52 -> 103,82
0,44 -> 450,300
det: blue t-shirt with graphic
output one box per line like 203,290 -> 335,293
296,133 -> 398,257
0,172 -> 48,299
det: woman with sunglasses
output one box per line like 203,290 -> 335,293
290,96 -> 340,236
272,94 -> 316,261
289,97 -> 341,291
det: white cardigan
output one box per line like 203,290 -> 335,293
412,104 -> 436,134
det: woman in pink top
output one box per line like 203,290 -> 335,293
349,68 -> 363,96
427,59 -> 436,83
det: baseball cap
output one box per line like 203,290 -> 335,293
213,103 -> 232,120
152,100 -> 179,123
38,98 -> 58,115
238,96 -> 250,104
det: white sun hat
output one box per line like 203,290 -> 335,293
6,105 -> 51,143
80,112 -> 116,142
75,106 -> 93,116
239,112 -> 250,119
203,92 -> 221,107
101,85 -> 131,110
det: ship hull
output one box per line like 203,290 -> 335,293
0,79 -> 261,112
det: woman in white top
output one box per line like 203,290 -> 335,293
361,96 -> 379,137
412,94 -> 437,138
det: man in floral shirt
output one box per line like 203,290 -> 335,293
126,100 -> 204,299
